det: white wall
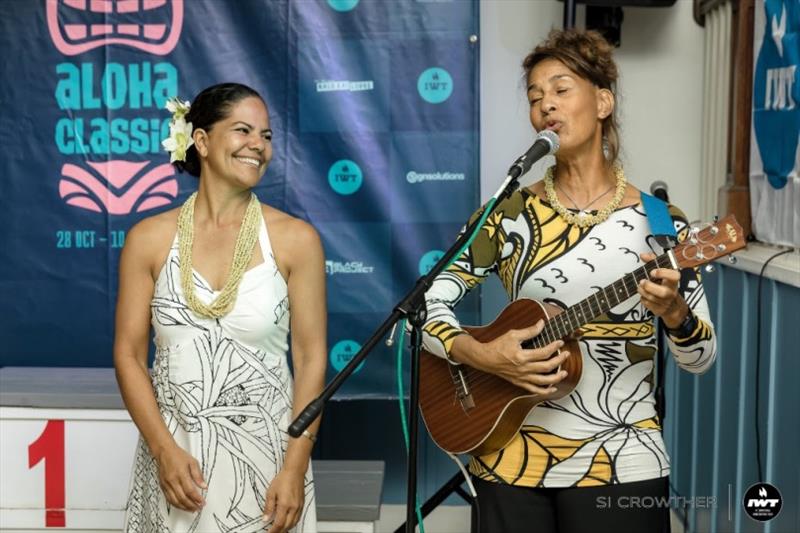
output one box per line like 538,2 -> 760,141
613,1 -> 705,218
479,0 -> 706,316
479,0 -> 563,195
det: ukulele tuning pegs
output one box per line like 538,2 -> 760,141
713,215 -> 720,222
705,264 -> 716,274
728,255 -> 738,265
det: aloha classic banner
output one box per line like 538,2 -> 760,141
0,0 -> 479,398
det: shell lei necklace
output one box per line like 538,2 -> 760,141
543,164 -> 627,228
177,191 -> 261,318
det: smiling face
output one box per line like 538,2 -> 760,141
193,96 -> 272,188
526,58 -> 613,159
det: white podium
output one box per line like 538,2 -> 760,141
0,368 -> 383,532
0,368 -> 137,531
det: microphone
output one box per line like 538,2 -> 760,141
507,130 -> 560,180
650,180 -> 669,202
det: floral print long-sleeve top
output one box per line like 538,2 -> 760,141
422,187 -> 717,487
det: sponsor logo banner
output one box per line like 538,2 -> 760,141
406,171 -> 465,184
1,1 -> 479,400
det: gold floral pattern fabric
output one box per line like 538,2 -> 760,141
422,189 -> 717,487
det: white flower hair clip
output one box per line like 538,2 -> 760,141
162,97 -> 194,163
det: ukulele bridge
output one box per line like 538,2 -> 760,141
449,365 -> 475,413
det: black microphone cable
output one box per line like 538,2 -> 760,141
755,247 -> 794,482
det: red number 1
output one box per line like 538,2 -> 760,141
28,420 -> 66,527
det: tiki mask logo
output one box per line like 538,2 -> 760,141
46,0 -> 184,56
59,160 -> 177,214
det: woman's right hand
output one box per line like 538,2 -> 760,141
154,442 -> 207,512
457,320 -> 570,395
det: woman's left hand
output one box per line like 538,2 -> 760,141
637,252 -> 689,328
263,467 -> 305,533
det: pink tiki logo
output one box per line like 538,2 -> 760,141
46,0 -> 184,56
59,160 -> 178,214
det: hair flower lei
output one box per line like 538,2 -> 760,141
162,97 -> 194,163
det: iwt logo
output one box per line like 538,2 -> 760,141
752,0 -> 799,189
743,482 -> 783,522
329,340 -> 365,372
417,67 -> 453,104
418,250 -> 445,276
327,0 -> 360,12
328,159 -> 363,195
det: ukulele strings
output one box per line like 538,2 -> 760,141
458,256 -> 669,391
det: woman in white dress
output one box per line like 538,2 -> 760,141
114,83 -> 326,533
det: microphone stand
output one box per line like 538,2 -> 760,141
290,166 -> 531,533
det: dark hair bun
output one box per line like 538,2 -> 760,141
523,29 -> 617,90
170,83 -> 263,178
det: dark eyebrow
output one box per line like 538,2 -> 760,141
527,74 -> 574,92
233,121 -> 272,134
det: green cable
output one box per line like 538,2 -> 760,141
394,196 -> 498,532
448,197 -> 497,270
395,320 -> 425,532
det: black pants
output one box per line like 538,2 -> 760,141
471,476 -> 671,533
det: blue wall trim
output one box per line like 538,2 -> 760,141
664,265 -> 800,533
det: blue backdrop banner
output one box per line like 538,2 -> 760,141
0,0 -> 479,398
750,0 -> 799,247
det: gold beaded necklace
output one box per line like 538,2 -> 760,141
177,192 -> 261,318
543,164 -> 627,228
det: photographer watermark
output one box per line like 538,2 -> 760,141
596,495 -> 717,510
594,481 -> 784,524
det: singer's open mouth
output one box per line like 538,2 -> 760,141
545,121 -> 562,132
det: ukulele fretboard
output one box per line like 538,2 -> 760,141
527,253 -> 674,349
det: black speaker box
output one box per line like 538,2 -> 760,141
570,0 -> 676,5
